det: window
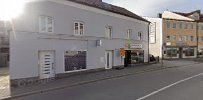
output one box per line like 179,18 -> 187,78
64,51 -> 86,71
39,16 -> 54,33
126,29 -> 132,39
166,48 -> 177,57
190,24 -> 193,29
166,21 -> 170,28
185,23 -> 188,29
105,26 -> 112,38
166,35 -> 170,41
185,48 -> 194,56
183,36 -> 187,41
172,23 -> 176,29
138,31 -> 142,40
190,36 -> 194,41
172,35 -> 176,41
74,22 -> 84,35
179,22 -> 183,29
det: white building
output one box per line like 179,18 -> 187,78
144,17 -> 163,58
8,0 -> 150,87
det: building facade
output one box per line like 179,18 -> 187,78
144,17 -> 163,58
146,10 -> 203,59
0,21 -> 9,67
8,0 -> 149,86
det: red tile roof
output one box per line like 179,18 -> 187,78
67,0 -> 149,23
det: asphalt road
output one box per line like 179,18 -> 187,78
14,62 -> 203,100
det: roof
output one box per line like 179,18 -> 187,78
174,10 -> 201,17
66,0 -> 149,23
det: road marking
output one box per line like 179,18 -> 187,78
136,73 -> 203,100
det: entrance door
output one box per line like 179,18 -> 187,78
105,51 -> 113,69
179,47 -> 183,58
124,50 -> 131,67
39,51 -> 55,79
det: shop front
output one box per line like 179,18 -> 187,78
164,46 -> 197,59
124,43 -> 144,67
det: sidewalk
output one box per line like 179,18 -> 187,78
0,67 -> 9,100
3,60 -> 201,100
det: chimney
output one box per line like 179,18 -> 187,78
157,13 -> 162,18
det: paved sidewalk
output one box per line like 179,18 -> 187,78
6,60 -> 201,99
0,67 -> 10,100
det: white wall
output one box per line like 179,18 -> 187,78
10,1 -> 149,79
144,17 -> 162,57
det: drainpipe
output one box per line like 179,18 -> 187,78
196,21 -> 199,58
148,22 -> 150,63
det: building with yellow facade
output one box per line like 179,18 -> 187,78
146,10 -> 203,59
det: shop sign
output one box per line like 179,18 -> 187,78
176,42 -> 187,46
130,44 -> 142,49
120,48 -> 125,57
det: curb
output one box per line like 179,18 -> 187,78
2,62 -> 202,100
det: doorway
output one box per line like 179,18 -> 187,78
179,47 -> 183,58
105,51 -> 113,69
39,51 -> 55,79
124,50 -> 131,67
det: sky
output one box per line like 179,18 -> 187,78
102,0 -> 203,17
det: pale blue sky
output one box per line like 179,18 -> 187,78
102,0 -> 203,17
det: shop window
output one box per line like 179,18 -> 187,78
166,48 -> 177,57
131,50 -> 144,64
185,48 -> 194,56
64,51 -> 86,71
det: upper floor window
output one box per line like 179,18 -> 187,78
185,23 -> 188,29
39,16 -> 54,33
105,26 -> 112,38
166,35 -> 170,41
74,22 -> 84,35
172,23 -> 176,29
190,24 -> 194,29
138,31 -> 142,40
183,36 -> 187,41
166,21 -> 170,28
190,36 -> 194,41
126,29 -> 132,39
172,35 -> 176,41
179,22 -> 183,29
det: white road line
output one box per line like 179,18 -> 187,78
136,73 -> 203,100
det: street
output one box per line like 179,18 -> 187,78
13,60 -> 203,100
